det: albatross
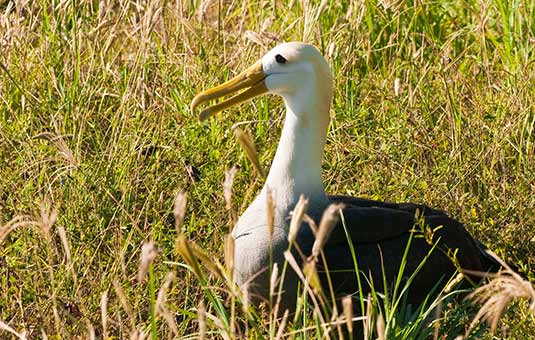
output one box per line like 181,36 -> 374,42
191,42 -> 496,313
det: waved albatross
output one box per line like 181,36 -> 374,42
191,42 -> 497,313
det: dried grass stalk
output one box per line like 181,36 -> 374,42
364,294 -> 373,340
57,225 -> 77,286
302,214 -> 318,235
275,309 -> 289,340
433,299 -> 443,340
156,272 -> 179,336
444,272 -> 465,293
85,319 -> 95,340
100,289 -> 108,340
0,320 -> 27,340
112,280 -> 135,330
0,216 -> 35,243
191,242 -> 226,281
198,300 -> 206,340
283,251 -> 326,325
197,0 -> 216,22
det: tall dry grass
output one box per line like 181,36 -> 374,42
0,0 -> 534,338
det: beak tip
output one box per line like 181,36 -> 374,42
198,109 -> 211,122
191,61 -> 266,122
190,96 -> 201,113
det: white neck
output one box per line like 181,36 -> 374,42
263,88 -> 331,221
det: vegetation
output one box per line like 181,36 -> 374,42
0,0 -> 534,338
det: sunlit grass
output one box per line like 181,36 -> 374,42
0,0 -> 534,338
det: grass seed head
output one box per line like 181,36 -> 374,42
224,233 -> 235,278
394,77 -> 401,96
56,225 -> 72,266
376,312 -> 385,340
283,250 -> 305,282
303,259 -> 322,293
56,223 -> 78,287
312,203 -> 345,257
464,251 -> 535,335
288,195 -> 309,245
466,270 -> 535,335
223,166 -> 238,211
266,187 -> 275,239
36,203 -> 58,239
233,125 -> 265,177
34,132 -> 78,168
270,262 -> 279,298
138,240 -> 159,282
100,289 -> 108,340
85,319 -> 95,340
241,282 -> 250,316
445,273 -> 465,293
156,271 -> 176,313
112,280 -> 135,329
173,190 -> 187,235
198,300 -> 206,340
342,295 -> 353,334
176,235 -> 203,279
156,272 -> 179,336
181,238 -> 225,281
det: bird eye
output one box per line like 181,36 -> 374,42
275,54 -> 287,64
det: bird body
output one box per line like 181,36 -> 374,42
191,42 -> 495,314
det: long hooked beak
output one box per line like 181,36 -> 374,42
190,60 -> 268,121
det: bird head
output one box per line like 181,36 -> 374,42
191,42 -> 333,121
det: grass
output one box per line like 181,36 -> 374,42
0,0 -> 534,338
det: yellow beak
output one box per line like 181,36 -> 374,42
191,60 -> 268,121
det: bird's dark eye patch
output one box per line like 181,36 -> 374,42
275,54 -> 287,64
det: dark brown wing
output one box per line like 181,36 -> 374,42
326,195 -> 453,244
327,195 -> 485,269
296,195 -> 489,303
